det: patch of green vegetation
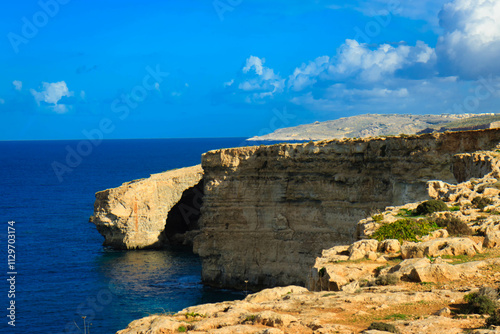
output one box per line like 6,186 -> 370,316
419,281 -> 435,286
244,315 -> 256,322
384,313 -> 409,320
395,208 -> 413,217
321,292 -> 336,297
464,287 -> 498,315
449,205 -> 461,212
487,309 -> 500,327
372,214 -> 384,222
414,200 -> 449,216
185,312 -> 204,319
371,218 -> 439,243
368,321 -> 400,333
472,196 -> 493,210
441,251 -> 490,265
434,216 -> 472,236
177,326 -> 187,332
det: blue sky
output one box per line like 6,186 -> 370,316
1,0 -> 500,140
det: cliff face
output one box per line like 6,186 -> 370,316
90,165 -> 203,249
194,129 -> 500,290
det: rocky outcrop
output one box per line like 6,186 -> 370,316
195,129 -> 500,290
90,165 -> 203,249
401,238 -> 482,259
117,284 -> 489,334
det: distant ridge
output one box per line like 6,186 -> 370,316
248,113 -> 500,141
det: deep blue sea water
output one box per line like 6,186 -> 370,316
0,138 -> 266,334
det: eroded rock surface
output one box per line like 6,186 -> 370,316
195,129 -> 500,289
90,165 -> 203,249
116,285 -> 487,334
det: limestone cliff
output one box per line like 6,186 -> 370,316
194,129 -> 500,290
90,165 -> 203,249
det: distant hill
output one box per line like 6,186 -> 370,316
248,113 -> 500,141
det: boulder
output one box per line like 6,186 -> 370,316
409,263 -> 460,283
388,258 -> 431,280
402,238 -> 481,259
245,286 -> 308,303
348,239 -> 379,260
484,230 -> 500,248
378,239 -> 401,254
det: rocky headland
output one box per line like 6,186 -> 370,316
89,128 -> 500,333
247,113 -> 500,142
90,165 -> 203,249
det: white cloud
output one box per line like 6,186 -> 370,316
52,104 -> 69,114
223,79 -> 234,87
12,80 -> 22,91
154,82 -> 160,91
286,39 -> 436,91
80,90 -> 86,100
329,40 -> 411,82
30,81 -> 73,113
288,56 -> 330,91
437,0 -> 500,78
236,56 -> 285,101
0,98 -> 5,104
243,56 -> 264,75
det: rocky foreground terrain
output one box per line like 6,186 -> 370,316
117,149 -> 500,333
248,113 -> 500,141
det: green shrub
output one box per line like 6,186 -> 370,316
449,205 -> 460,212
372,214 -> 384,222
185,312 -> 203,318
414,200 -> 449,216
487,309 -> 500,326
396,208 -> 413,217
367,322 -> 399,333
177,326 -> 187,332
464,287 -> 498,315
472,196 -> 493,210
376,274 -> 400,286
434,216 -> 472,236
371,218 -> 439,243
244,314 -> 256,322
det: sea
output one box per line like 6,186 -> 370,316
0,138 -> 273,334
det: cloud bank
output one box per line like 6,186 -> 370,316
225,0 -> 500,115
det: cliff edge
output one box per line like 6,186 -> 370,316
195,129 -> 500,290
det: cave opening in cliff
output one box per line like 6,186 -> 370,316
162,180 -> 203,246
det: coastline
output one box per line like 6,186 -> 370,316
87,129 -> 500,333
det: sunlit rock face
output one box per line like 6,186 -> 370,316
90,165 -> 203,249
194,129 -> 500,290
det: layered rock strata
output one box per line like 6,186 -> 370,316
194,129 -> 500,290
90,165 -> 203,249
